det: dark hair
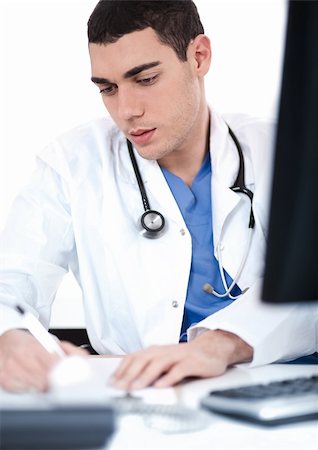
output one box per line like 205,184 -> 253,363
87,0 -> 204,61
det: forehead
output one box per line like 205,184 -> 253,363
89,27 -> 178,77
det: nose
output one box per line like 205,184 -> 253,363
117,86 -> 144,121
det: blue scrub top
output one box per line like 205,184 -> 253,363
161,152 -> 241,341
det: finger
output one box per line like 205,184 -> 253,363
0,347 -> 55,392
113,355 -> 151,389
154,354 -> 228,388
154,361 -> 190,388
0,358 -> 46,393
19,355 -> 52,391
0,375 -> 29,393
34,346 -> 61,371
60,341 -> 89,356
129,356 -> 176,390
113,345 -> 174,380
14,334 -> 62,371
113,344 -> 185,389
113,353 -> 142,379
0,330 -> 61,392
34,340 -> 88,371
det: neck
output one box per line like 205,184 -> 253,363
158,105 -> 210,186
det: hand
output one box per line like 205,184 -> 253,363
113,330 -> 253,390
0,329 -> 87,393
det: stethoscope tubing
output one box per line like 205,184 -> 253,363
127,139 -> 151,212
127,139 -> 165,237
127,126 -> 255,297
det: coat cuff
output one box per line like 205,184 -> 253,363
0,303 -> 24,335
187,279 -> 318,367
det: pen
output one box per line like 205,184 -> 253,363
15,305 -> 65,358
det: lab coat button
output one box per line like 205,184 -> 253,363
180,228 -> 186,236
171,300 -> 179,308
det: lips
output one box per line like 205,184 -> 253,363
129,128 -> 156,146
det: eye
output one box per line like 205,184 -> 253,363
137,74 -> 159,86
99,84 -> 117,96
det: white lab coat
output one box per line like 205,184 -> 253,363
0,110 -> 317,365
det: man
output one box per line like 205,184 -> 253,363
0,0 -> 316,393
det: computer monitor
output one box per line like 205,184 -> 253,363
262,1 -> 318,303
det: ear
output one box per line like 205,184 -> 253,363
188,34 -> 212,77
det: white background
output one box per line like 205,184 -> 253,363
0,0 -> 287,328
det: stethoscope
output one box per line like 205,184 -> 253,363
127,126 -> 254,298
127,139 -> 166,238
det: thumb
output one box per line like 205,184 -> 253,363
60,341 -> 89,356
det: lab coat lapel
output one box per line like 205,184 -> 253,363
210,111 -> 241,250
210,111 -> 260,288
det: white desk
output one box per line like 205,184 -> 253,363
1,360 -> 318,450
87,359 -> 318,450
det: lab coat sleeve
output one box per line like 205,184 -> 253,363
0,157 -> 75,335
187,279 -> 318,366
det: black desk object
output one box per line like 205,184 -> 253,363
0,405 -> 115,450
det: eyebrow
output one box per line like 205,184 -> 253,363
91,61 -> 162,85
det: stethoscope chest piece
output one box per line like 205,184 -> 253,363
140,210 -> 165,239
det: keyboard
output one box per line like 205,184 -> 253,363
201,375 -> 318,425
